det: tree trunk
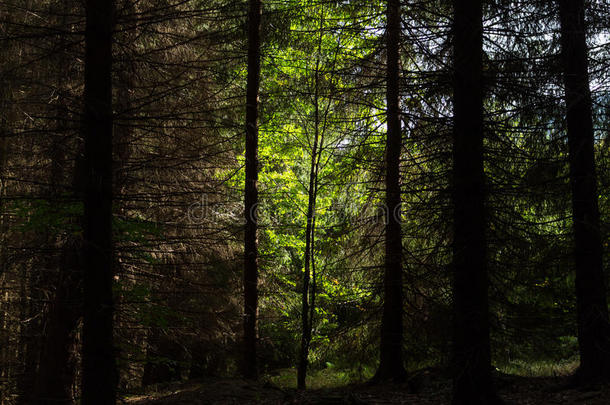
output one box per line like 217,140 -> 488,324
297,20 -> 324,387
243,0 -> 262,381
297,124 -> 317,390
81,0 -> 117,403
0,22 -> 10,385
34,240 -> 81,404
558,0 -> 610,383
450,1 -> 501,404
33,3 -> 82,402
373,0 -> 406,383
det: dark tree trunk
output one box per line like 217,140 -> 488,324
17,266 -> 38,405
17,260 -> 43,405
558,0 -> 610,383
450,1 -> 500,404
81,0 -> 117,403
243,0 -> 262,381
297,121 -> 317,390
33,4 -> 82,402
297,21 -> 324,387
373,0 -> 406,383
34,240 -> 81,404
0,27 -> 11,389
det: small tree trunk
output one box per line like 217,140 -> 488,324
297,13 -> 327,389
34,240 -> 81,404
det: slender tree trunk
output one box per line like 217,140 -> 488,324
373,0 -> 405,383
17,265 -> 42,405
450,1 -> 501,404
558,0 -> 610,383
297,142 -> 316,389
33,4 -> 82,403
34,241 -> 81,404
243,0 -> 262,381
297,33 -> 322,389
81,0 -> 117,403
0,24 -> 10,388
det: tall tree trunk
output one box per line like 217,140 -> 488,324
297,20 -> 324,387
81,0 -> 117,403
0,20 -> 11,385
450,1 -> 500,404
33,3 -> 82,403
297,118 -> 317,390
558,0 -> 610,383
243,0 -> 262,381
373,0 -> 405,383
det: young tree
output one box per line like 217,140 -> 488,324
450,0 -> 501,403
296,10 -> 331,389
81,0 -> 117,402
33,2 -> 83,401
243,0 -> 262,380
373,0 -> 406,382
558,0 -> 610,383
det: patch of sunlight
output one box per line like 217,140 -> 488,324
123,382 -> 203,403
498,357 -> 580,377
267,366 -> 375,389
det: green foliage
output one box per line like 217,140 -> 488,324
11,197 -> 82,235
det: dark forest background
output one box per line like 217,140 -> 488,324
0,0 -> 608,403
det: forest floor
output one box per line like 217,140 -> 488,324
126,370 -> 610,404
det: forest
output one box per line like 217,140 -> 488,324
0,0 -> 608,404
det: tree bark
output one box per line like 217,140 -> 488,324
33,3 -> 82,403
373,0 -> 406,383
297,18 -> 324,387
81,0 -> 117,403
0,18 -> 11,387
450,1 -> 501,403
558,0 -> 610,383
243,0 -> 262,381
34,240 -> 81,404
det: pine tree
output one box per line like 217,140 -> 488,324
243,0 -> 262,381
558,0 -> 610,384
450,0 -> 501,403
374,0 -> 406,383
81,0 -> 118,402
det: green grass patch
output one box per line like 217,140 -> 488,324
498,357 -> 579,377
266,365 -> 375,389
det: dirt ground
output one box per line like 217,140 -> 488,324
127,372 -> 610,404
